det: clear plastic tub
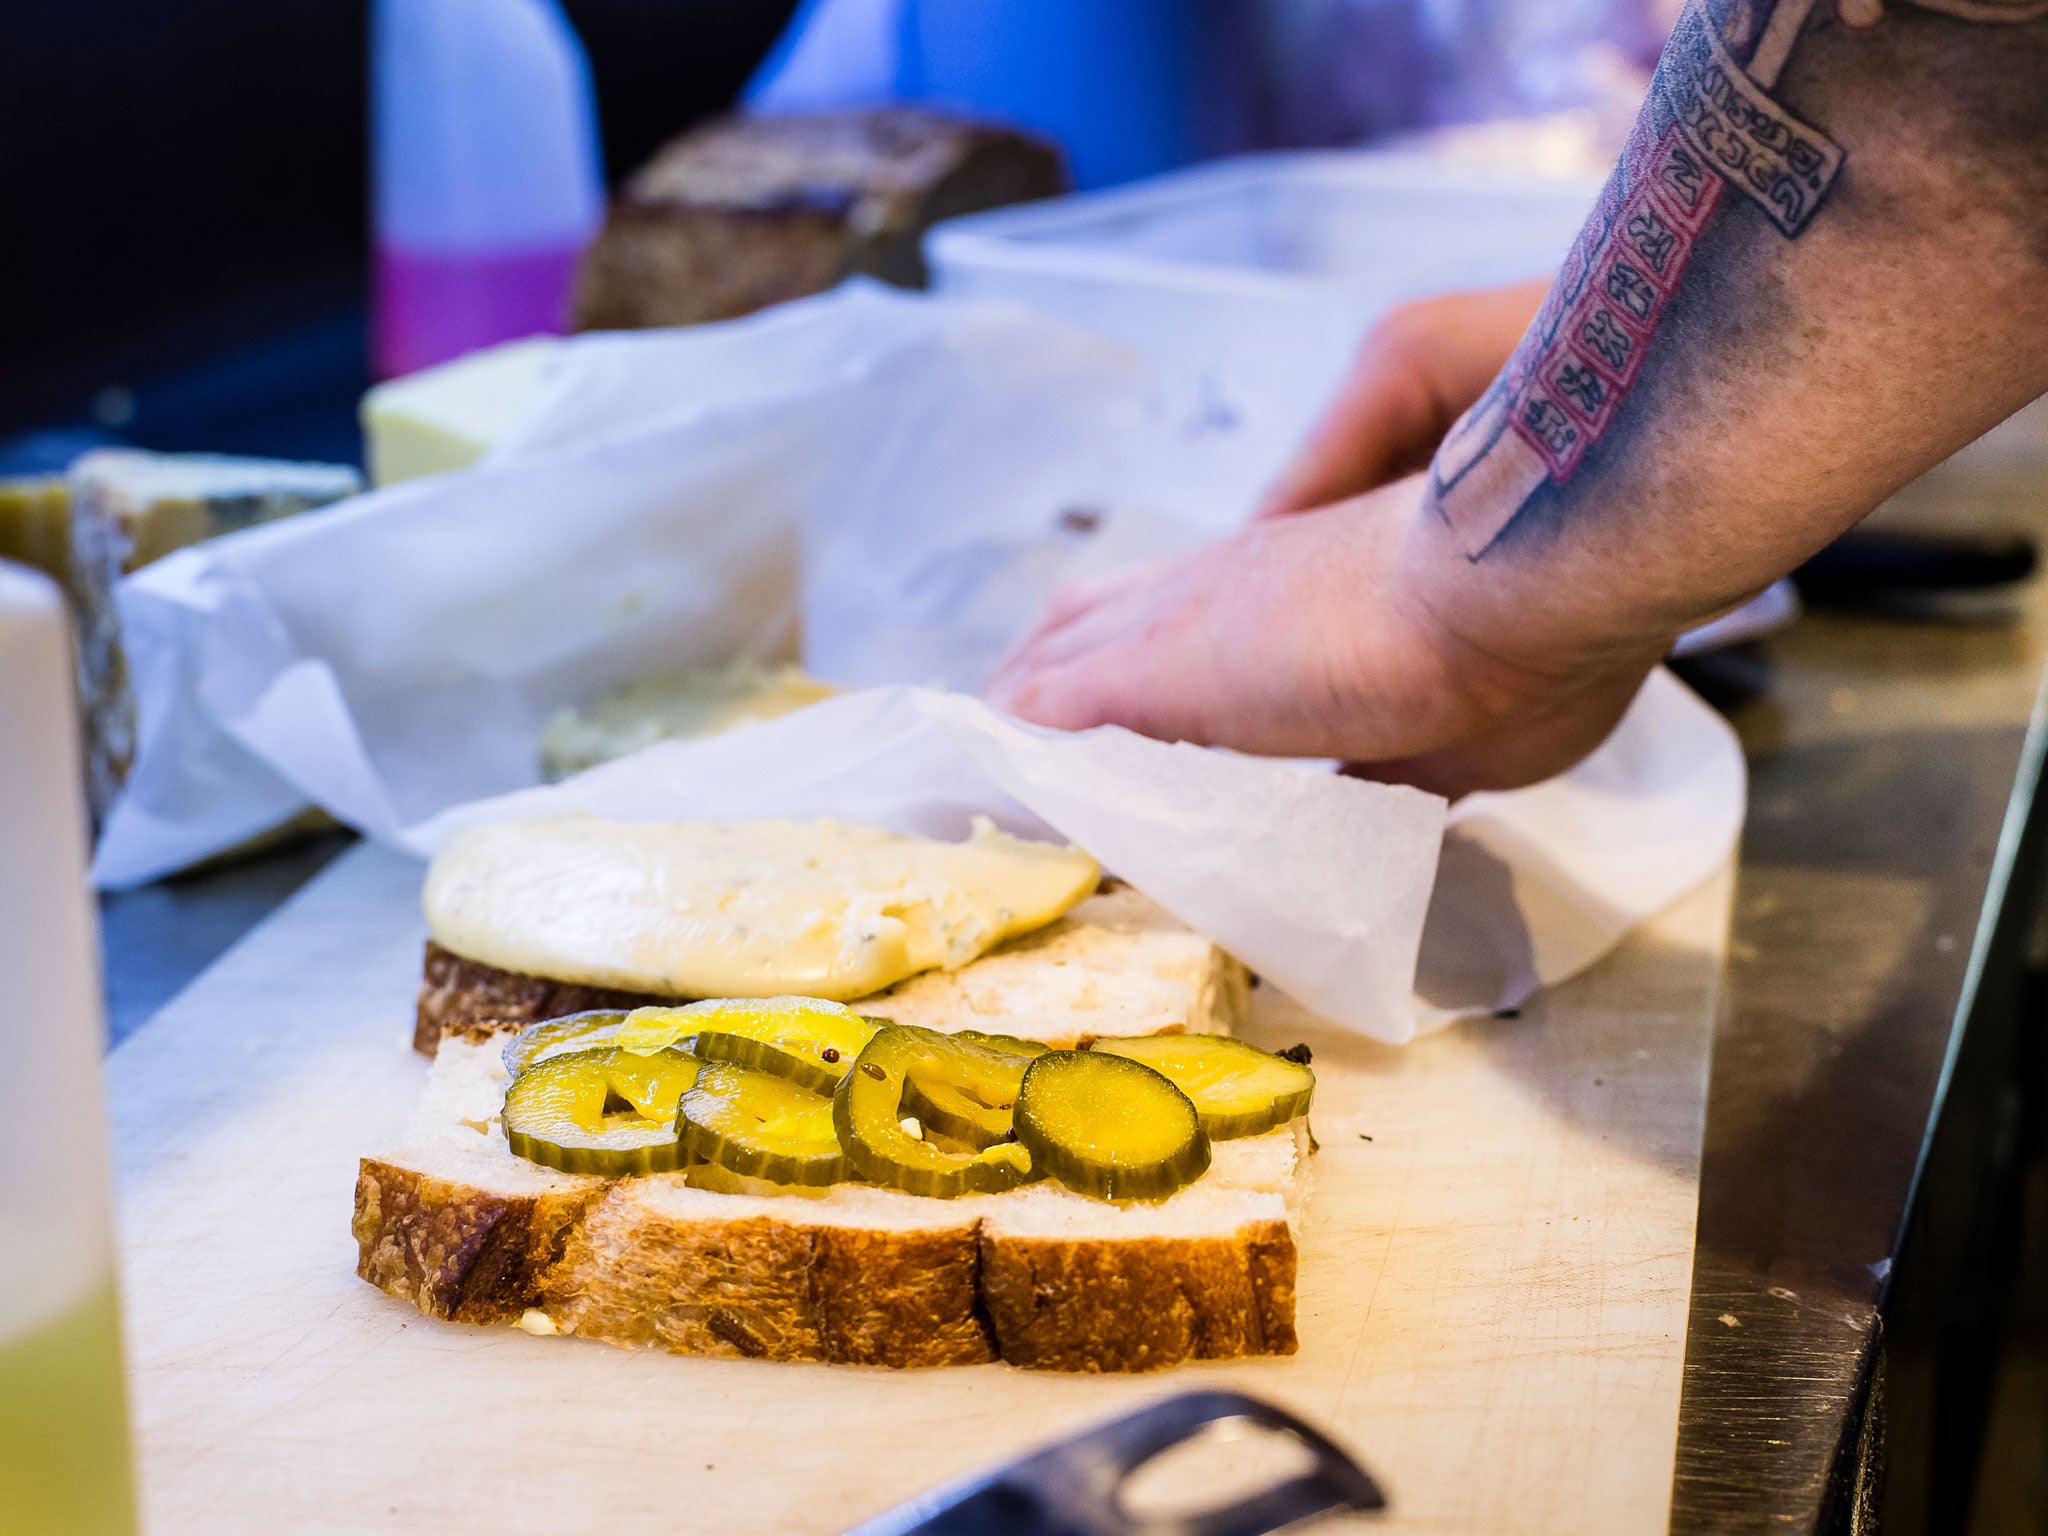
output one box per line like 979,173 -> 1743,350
925,150 -> 1602,433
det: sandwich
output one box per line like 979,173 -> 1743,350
357,814 -> 1311,1372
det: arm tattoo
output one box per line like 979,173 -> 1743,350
1427,0 -> 2048,561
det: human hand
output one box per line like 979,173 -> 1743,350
982,476 -> 1665,798
1255,279 -> 1549,518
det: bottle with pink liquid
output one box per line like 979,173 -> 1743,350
371,0 -> 606,379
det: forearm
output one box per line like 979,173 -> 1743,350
1412,0 -> 2048,675
985,0 -> 2048,794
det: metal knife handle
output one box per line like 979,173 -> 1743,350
844,1389 -> 1385,1536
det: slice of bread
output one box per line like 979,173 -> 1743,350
414,941 -> 659,1056
413,887 -> 1250,1055
355,1032 -> 1304,1372
861,885 -> 1251,1047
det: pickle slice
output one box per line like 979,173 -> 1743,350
618,998 -> 877,1095
899,1076 -> 1011,1149
1088,1034 -> 1315,1140
501,1045 -> 701,1177
684,1161 -> 832,1200
898,1030 -> 1045,1148
1014,1051 -> 1210,1202
678,1062 -> 846,1186
502,1009 -> 631,1078
834,1025 -> 1038,1198
953,1030 -> 1050,1059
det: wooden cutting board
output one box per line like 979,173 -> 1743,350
108,843 -> 1727,1535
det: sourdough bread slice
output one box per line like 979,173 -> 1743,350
414,887 -> 1248,1055
356,1036 -> 1303,1371
860,886 -> 1251,1047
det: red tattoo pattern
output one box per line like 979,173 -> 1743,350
1507,123 -> 1727,483
1428,0 -> 2046,558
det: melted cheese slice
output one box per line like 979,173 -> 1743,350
422,816 -> 1101,1000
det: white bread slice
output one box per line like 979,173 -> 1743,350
356,1034 -> 1302,1371
857,886 -> 1251,1047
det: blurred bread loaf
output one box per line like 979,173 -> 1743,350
572,108 -> 1065,331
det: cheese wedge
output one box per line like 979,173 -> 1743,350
0,476 -> 71,595
422,815 -> 1101,1002
359,334 -> 555,486
67,449 -> 361,823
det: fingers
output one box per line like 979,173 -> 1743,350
984,470 -> 1650,795
985,553 -> 1197,718
1255,280 -> 1555,520
1028,554 -> 1172,637
986,506 -> 1391,756
1254,317 -> 1442,519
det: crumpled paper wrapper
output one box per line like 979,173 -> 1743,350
96,281 -> 1744,1040
411,687 -> 1447,1041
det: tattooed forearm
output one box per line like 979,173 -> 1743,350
1428,0 -> 2048,564
984,0 -> 2048,794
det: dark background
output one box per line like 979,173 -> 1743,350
0,0 -> 796,461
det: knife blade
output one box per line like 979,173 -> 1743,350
842,1389 -> 1385,1536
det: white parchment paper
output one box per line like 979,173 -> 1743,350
95,282 -> 1745,1040
410,687 -> 1448,1040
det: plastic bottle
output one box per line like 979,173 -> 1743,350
0,564 -> 138,1535
371,0 -> 606,379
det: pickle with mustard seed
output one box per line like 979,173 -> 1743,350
501,1044 -> 702,1177
1013,1050 -> 1210,1202
502,1009 -> 632,1078
617,998 -> 877,1095
1087,1034 -> 1315,1140
834,1024 -> 1037,1197
677,1062 -> 846,1186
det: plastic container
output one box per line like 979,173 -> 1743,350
927,147 -> 1806,654
372,0 -> 606,379
926,149 -> 1602,434
0,563 -> 138,1534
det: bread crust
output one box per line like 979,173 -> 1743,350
353,1158 -> 603,1325
542,1187 -> 996,1368
978,1222 -> 1298,1372
353,1161 -> 1298,1371
415,940 -> 665,1056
